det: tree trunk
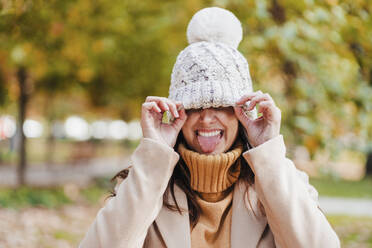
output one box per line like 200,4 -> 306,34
269,0 -> 286,25
45,132 -> 56,165
366,152 -> 372,176
17,67 -> 28,186
44,93 -> 56,166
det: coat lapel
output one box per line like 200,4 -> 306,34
155,185 -> 191,248
231,181 -> 268,248
155,181 -> 267,248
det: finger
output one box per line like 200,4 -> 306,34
233,105 -> 254,124
173,108 -> 187,128
167,101 -> 179,118
157,100 -> 170,112
262,93 -> 274,102
146,96 -> 175,106
257,101 -> 280,120
145,96 -> 169,111
246,94 -> 275,110
164,99 -> 183,118
146,97 -> 180,117
145,96 -> 164,102
174,101 -> 184,111
142,102 -> 161,113
257,101 -> 272,114
145,96 -> 168,112
235,90 -> 263,105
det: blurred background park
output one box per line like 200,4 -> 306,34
0,0 -> 371,247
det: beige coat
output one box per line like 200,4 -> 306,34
79,135 -> 340,248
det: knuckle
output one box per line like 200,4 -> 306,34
146,96 -> 158,102
166,99 -> 175,107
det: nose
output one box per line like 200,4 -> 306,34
199,108 -> 216,124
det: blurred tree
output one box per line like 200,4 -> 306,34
0,0 -> 78,184
0,0 -> 371,180
230,0 -> 372,161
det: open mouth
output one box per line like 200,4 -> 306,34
195,129 -> 223,153
196,129 -> 223,137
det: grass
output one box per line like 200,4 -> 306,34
327,215 -> 372,247
0,177 -> 113,209
310,176 -> 372,199
1,175 -> 372,209
1,176 -> 372,247
0,187 -> 72,208
53,230 -> 80,243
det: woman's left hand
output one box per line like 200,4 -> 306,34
233,91 -> 281,147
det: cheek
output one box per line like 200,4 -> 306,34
224,117 -> 239,142
181,119 -> 196,143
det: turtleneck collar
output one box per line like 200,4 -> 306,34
177,140 -> 243,196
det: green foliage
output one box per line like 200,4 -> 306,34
231,0 -> 372,156
0,177 -> 113,208
80,176 -> 113,203
327,215 -> 372,247
80,184 -> 108,204
0,187 -> 71,208
310,176 -> 372,199
53,230 -> 80,243
0,0 -> 371,156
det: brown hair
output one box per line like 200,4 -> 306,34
110,122 -> 255,227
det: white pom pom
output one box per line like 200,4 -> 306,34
187,7 -> 243,49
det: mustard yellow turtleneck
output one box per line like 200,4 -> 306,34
178,141 -> 243,248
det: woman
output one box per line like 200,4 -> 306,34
79,7 -> 340,248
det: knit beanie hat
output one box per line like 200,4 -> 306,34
168,7 -> 257,119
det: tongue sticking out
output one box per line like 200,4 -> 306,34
197,134 -> 222,153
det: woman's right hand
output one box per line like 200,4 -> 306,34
141,96 -> 187,148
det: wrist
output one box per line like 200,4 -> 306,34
142,133 -> 170,147
251,134 -> 280,148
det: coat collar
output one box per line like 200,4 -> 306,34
155,181 -> 267,248
231,181 -> 268,248
156,185 -> 191,248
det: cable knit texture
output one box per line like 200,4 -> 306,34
168,41 -> 255,111
168,7 -> 257,120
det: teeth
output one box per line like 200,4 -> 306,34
198,130 -> 221,137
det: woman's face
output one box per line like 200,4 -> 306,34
181,107 -> 239,154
